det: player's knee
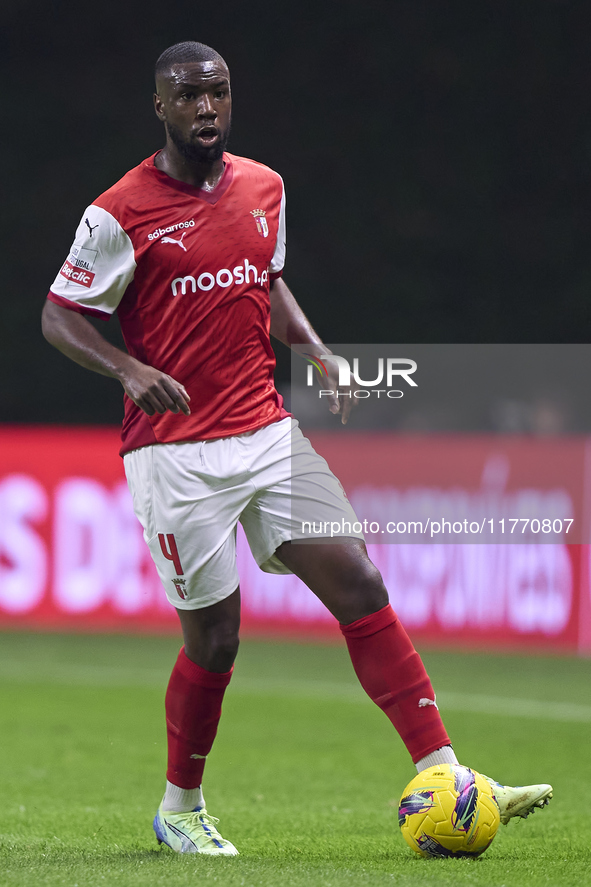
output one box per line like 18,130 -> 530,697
206,628 -> 240,672
215,626 -> 240,659
342,558 -> 389,616
183,625 -> 240,672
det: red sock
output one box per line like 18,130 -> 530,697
165,647 -> 233,789
340,604 -> 451,763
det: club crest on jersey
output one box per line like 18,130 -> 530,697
251,209 -> 269,238
171,578 -> 187,600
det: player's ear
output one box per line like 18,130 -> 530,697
153,93 -> 166,121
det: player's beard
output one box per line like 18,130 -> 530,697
166,121 -> 230,164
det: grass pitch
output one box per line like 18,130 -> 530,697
0,632 -> 590,887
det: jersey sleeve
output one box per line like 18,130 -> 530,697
269,180 -> 286,278
47,205 -> 136,319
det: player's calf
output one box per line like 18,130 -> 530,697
340,604 -> 452,761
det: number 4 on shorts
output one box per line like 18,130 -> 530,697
158,533 -> 184,575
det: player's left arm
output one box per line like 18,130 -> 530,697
269,277 -> 354,424
269,277 -> 322,349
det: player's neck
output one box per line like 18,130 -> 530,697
155,148 -> 225,191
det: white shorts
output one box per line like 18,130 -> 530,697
123,418 -> 363,609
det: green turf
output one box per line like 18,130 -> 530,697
0,632 -> 590,886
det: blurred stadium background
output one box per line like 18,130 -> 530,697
2,0 -> 590,650
1,3 -> 591,884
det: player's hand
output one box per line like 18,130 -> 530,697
322,357 -> 358,425
119,362 -> 191,416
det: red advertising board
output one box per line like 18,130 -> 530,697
0,426 -> 589,653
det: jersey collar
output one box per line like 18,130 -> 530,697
146,152 -> 234,205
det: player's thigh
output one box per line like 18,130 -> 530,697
240,419 -> 365,573
275,538 -> 389,624
124,442 -> 247,610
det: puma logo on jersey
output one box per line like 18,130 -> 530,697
85,218 -> 99,236
161,232 -> 188,251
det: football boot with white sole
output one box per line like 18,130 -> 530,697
153,804 -> 239,855
483,776 -> 553,825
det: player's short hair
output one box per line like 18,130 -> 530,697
155,41 -> 228,85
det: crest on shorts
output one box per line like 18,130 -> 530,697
251,209 -> 269,238
171,577 -> 187,600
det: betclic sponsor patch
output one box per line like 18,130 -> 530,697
59,246 -> 98,288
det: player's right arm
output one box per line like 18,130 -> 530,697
41,301 -> 190,416
43,203 -> 190,417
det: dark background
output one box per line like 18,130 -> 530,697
2,0 -> 590,425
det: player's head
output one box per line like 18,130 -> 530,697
154,41 -> 231,164
154,41 -> 228,84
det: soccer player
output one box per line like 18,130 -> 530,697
41,41 -> 553,856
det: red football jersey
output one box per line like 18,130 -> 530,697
47,152 -> 289,455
